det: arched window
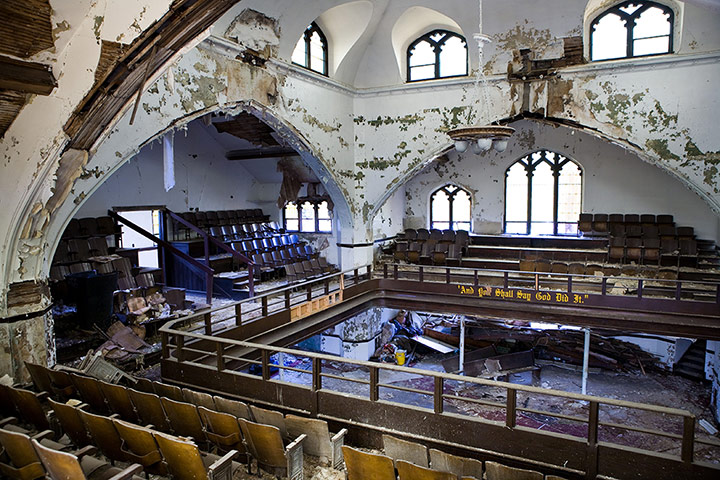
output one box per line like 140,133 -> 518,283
430,184 -> 471,231
590,1 -> 673,61
407,30 -> 467,82
505,151 -> 582,236
283,200 -> 332,233
292,22 -> 328,75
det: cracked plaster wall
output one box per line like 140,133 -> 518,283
404,119 -> 719,241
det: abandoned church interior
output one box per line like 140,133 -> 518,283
1,0 -> 720,478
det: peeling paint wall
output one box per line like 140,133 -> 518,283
403,119 -> 720,240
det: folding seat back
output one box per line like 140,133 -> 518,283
284,263 -> 299,283
625,225 -> 642,237
382,434 -> 429,468
9,387 -> 50,431
68,238 -> 92,262
96,216 -> 118,236
656,214 -> 674,225
455,230 -> 470,247
0,427 -> 46,480
195,211 -> 208,228
197,406 -> 247,460
640,214 -> 656,226
88,236 -> 109,257
407,242 -> 421,263
642,225 -> 659,239
69,262 -> 93,274
285,414 -> 347,469
440,230 -> 456,244
182,388 -> 216,410
577,214 -> 593,233
160,397 -> 206,445
659,224 -> 676,238
484,461 -> 543,480
417,228 -> 430,241
70,374 -> 109,415
221,225 -> 235,240
677,226 -> 695,239
205,211 -> 219,226
232,224 -> 245,239
132,377 -> 155,394
249,405 -> 287,438
24,362 -> 53,394
592,214 -> 608,233
111,418 -> 167,475
213,396 -> 252,420
209,226 -> 223,239
48,399 -> 93,447
624,214 -> 640,225
153,381 -> 184,401
429,448 -> 483,480
238,418 -> 305,479
396,459 -> 458,480
271,250 -> 285,267
608,213 -> 624,225
32,438 -> 143,480
429,229 -> 443,241
98,381 -> 139,423
403,229 -> 418,241
153,431 -> 236,480
78,217 -> 99,237
551,262 -> 568,274
216,211 -> 228,224
342,446 -> 395,480
62,218 -> 81,238
127,389 -> 172,432
77,408 -> 132,463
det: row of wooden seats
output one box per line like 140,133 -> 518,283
608,236 -> 698,267
172,209 -> 270,238
50,255 -> 152,291
519,260 -> 680,279
53,236 -> 110,265
0,424 -> 144,480
343,434 -> 567,480
22,362 -> 346,477
398,228 -> 470,248
578,213 -> 675,236
284,259 -> 335,283
229,234 -> 305,258
395,241 -> 462,266
62,216 -> 120,240
208,221 -> 283,241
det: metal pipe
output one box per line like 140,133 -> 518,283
582,328 -> 591,395
459,315 -> 466,373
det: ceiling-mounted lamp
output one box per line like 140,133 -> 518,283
447,0 -> 513,154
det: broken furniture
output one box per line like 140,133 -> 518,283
428,448 -> 483,479
382,434 -> 429,468
111,418 -> 168,476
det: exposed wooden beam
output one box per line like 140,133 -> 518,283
0,55 -> 56,95
226,146 -> 298,161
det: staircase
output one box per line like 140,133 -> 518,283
674,339 -> 707,380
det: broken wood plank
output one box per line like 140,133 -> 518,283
0,55 -> 56,95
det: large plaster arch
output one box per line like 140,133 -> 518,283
368,114 -> 719,235
11,90 -> 355,290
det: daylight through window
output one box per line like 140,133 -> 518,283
430,184 -> 472,231
407,30 -> 468,82
292,22 -> 328,75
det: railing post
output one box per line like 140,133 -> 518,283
676,282 -> 683,301
311,357 -> 321,416
434,377 -> 444,414
261,350 -> 271,381
261,296 -> 269,316
504,271 -> 509,289
369,366 -> 379,402
587,401 -> 599,479
474,270 -> 478,288
384,263 -> 388,278
204,312 -> 212,335
176,335 -> 184,363
366,264 -> 372,279
637,279 -> 643,299
682,416 -> 695,464
285,290 -> 291,309
306,284 -> 312,302
568,275 -> 573,293
161,331 -> 169,359
716,284 -> 720,304
601,277 -> 608,296
393,264 -> 399,280
324,280 -> 330,295
534,273 -> 539,290
216,343 -> 224,372
506,388 -> 517,428
235,304 -> 242,326
206,271 -> 213,305
446,267 -> 451,284
419,266 -> 424,283
354,268 -> 359,283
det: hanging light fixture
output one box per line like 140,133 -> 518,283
447,0 -> 514,153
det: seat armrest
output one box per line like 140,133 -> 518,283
31,430 -> 54,441
330,428 -> 348,470
107,463 -> 143,480
0,417 -> 19,427
285,434 -> 306,480
75,445 -> 98,458
208,449 -> 238,480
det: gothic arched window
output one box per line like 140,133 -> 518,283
430,184 -> 472,231
505,151 -> 582,236
292,22 -> 328,75
407,30 -> 467,82
590,1 -> 673,61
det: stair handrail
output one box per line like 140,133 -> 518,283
108,210 -> 216,304
164,208 -> 255,297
